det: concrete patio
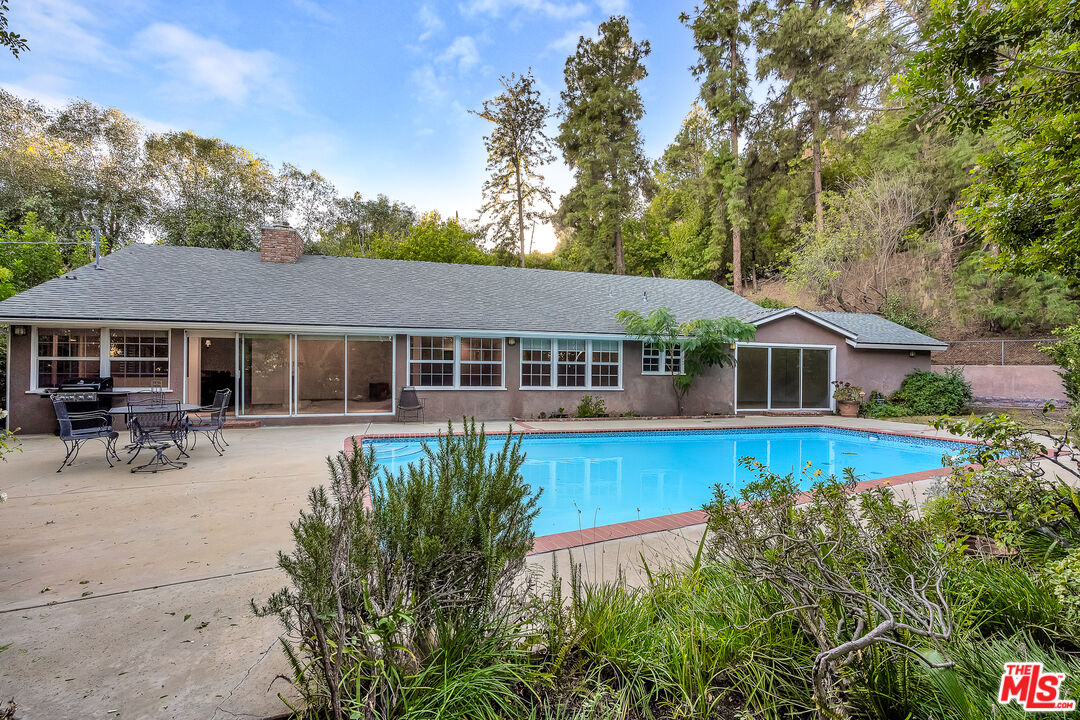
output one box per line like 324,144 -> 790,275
0,416 -> 959,719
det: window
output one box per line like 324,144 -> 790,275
557,339 -> 586,388
735,345 -> 833,411
642,342 -> 683,375
520,338 -> 552,388
590,340 -> 620,387
409,336 -> 455,387
36,328 -> 101,387
408,336 -> 505,389
460,337 -> 503,387
109,329 -> 169,388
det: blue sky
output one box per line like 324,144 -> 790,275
1,0 -> 706,251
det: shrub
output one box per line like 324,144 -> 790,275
881,293 -> 936,335
1047,549 -> 1080,630
256,420 -> 542,718
755,296 -> 789,309
892,369 -> 971,415
575,395 -> 606,418
1041,321 -> 1080,407
865,401 -> 913,418
831,380 -> 862,403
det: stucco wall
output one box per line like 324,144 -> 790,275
7,327 -> 186,435
391,335 -> 732,421
749,315 -> 931,397
934,364 -> 1066,405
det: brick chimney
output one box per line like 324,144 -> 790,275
260,222 -> 304,263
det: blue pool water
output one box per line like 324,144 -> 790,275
367,428 -> 963,537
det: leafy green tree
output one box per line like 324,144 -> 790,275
556,16 -> 651,275
683,0 -> 753,293
272,163 -> 338,245
901,0 -> 1080,281
753,0 -> 891,232
309,193 -> 417,257
368,212 -> 491,265
0,214 -> 90,299
0,92 -> 153,250
0,0 -> 27,58
145,131 -> 277,250
616,305 -> 756,414
471,71 -> 555,267
953,250 -> 1079,334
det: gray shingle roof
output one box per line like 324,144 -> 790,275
0,244 -> 945,346
811,311 -> 946,348
0,244 -> 762,335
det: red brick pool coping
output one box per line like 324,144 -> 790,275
348,423 -> 976,556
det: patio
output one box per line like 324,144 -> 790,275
0,416 -> 959,719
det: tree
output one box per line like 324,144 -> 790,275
556,16 -> 651,275
616,306 -> 755,414
901,0 -> 1080,282
0,213 -> 90,300
145,131 -> 277,250
683,0 -> 753,294
272,163 -> 338,245
308,193 -> 417,257
0,0 -> 27,58
0,92 -> 153,250
471,71 -> 555,267
368,211 -> 491,266
753,0 -> 891,233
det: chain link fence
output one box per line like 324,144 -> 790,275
931,339 -> 1058,366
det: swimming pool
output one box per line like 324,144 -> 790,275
366,427 -> 964,538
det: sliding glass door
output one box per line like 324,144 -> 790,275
735,345 -> 833,411
239,333 -> 394,416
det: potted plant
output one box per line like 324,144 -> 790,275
832,381 -> 863,417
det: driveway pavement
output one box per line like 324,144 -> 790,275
0,415 -> 953,719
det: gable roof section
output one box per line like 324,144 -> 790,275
745,306 -> 858,339
0,244 -> 763,336
813,311 -> 948,350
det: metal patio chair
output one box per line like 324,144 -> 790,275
397,386 -> 425,422
127,403 -> 188,473
185,388 -> 232,455
52,396 -> 120,473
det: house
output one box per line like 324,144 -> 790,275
0,224 -> 946,434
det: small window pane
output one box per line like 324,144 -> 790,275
521,338 -> 552,388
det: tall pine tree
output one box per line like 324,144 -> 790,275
470,71 -> 555,267
753,0 -> 889,233
556,16 -> 650,275
682,0 -> 753,293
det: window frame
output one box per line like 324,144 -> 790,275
407,335 -> 507,390
641,342 -> 684,375
518,338 -> 623,391
733,342 -> 836,412
31,326 -> 172,391
108,328 -> 171,389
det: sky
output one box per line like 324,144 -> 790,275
0,0 -> 707,252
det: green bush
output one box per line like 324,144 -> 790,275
881,293 -> 936,335
755,296 -> 789,309
865,401 -> 913,418
1041,322 -> 1080,407
892,368 -> 971,415
575,395 -> 606,418
1047,549 -> 1080,631
256,420 -> 542,718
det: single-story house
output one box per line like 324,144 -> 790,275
0,224 -> 946,434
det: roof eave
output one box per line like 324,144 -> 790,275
749,307 -> 859,340
845,339 -> 947,351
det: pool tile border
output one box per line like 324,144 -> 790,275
349,423 -> 978,556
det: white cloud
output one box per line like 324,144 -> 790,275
7,0 -> 124,70
417,3 -> 444,41
410,64 -> 449,103
291,0 -> 336,23
461,0 -> 589,21
132,23 -> 287,106
595,0 -> 628,13
546,21 -> 596,54
438,36 -> 480,72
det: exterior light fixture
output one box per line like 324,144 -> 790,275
204,339 -> 212,348
507,337 -> 517,346
12,326 -> 27,336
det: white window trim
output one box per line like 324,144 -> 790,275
29,325 -> 173,392
407,335 -> 507,391
733,342 -> 836,413
641,342 -> 684,376
519,338 -> 623,391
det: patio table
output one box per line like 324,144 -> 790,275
110,404 -> 201,465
